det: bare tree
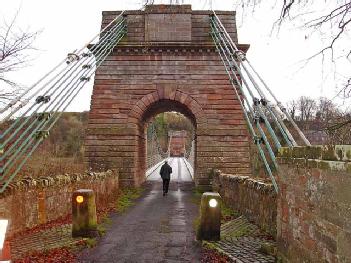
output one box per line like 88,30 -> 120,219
287,96 -> 351,144
287,96 -> 316,123
0,11 -> 39,105
235,0 -> 351,98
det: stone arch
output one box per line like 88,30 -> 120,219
127,88 -> 206,185
127,88 -> 207,127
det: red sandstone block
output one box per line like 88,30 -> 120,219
207,94 -> 223,100
156,86 -> 165,99
151,91 -> 159,102
136,100 -> 147,112
179,92 -> 188,104
146,93 -> 156,105
174,90 -> 183,102
281,202 -> 289,223
129,108 -> 142,120
141,96 -> 150,108
164,86 -> 177,100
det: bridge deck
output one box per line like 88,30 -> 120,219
146,157 -> 193,182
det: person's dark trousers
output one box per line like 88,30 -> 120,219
163,179 -> 170,194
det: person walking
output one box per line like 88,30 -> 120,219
160,160 -> 172,196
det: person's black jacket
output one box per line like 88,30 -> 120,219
160,162 -> 172,180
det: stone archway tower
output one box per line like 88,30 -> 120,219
85,5 -> 251,188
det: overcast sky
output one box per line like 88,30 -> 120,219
1,0 -> 350,112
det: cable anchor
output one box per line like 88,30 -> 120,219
260,98 -> 268,106
253,115 -> 265,124
234,50 -> 246,61
80,77 -> 90,82
253,136 -> 264,145
35,96 -> 51,104
66,52 -> 80,64
253,97 -> 260,106
34,130 -> 50,140
82,53 -> 93,58
228,62 -> 235,70
36,112 -> 52,122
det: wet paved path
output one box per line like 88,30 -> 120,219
79,157 -> 201,263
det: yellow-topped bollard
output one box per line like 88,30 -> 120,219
72,189 -> 98,238
196,192 -> 221,241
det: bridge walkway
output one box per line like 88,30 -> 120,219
146,157 -> 193,182
78,157 -> 201,262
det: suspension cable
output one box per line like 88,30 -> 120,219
0,11 -> 125,118
210,20 -> 280,154
1,19 -> 126,159
211,18 -> 294,148
0,15 -> 127,191
211,11 -> 310,146
212,33 -> 278,192
2,27 -> 126,175
211,26 -> 279,171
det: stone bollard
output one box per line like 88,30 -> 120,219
196,192 -> 221,241
72,189 -> 98,238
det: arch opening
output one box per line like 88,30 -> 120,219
138,99 -> 198,184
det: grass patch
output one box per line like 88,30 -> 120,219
85,238 -> 97,248
97,224 -> 106,236
231,223 -> 251,237
193,216 -> 200,231
221,203 -> 240,223
116,187 -> 143,213
191,187 -> 205,205
202,241 -> 218,250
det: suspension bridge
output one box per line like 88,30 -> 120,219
0,4 -> 349,263
0,5 -> 308,193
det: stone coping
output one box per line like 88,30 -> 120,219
277,145 -> 351,162
277,157 -> 351,172
0,170 -> 117,197
216,173 -> 276,195
102,9 -> 235,16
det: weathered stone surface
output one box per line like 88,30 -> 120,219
197,192 -> 222,241
213,172 -> 277,237
0,170 -> 119,238
72,189 -> 97,238
276,145 -> 351,263
86,5 -> 251,188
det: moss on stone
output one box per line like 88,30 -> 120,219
321,145 -> 338,161
277,147 -> 291,158
305,146 -> 323,159
292,146 -> 306,158
345,163 -> 351,173
307,159 -> 319,169
318,160 -> 331,170
346,149 -> 351,159
259,242 -> 277,256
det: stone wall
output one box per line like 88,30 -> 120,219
212,172 -> 277,236
0,170 -> 119,237
277,145 -> 351,262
